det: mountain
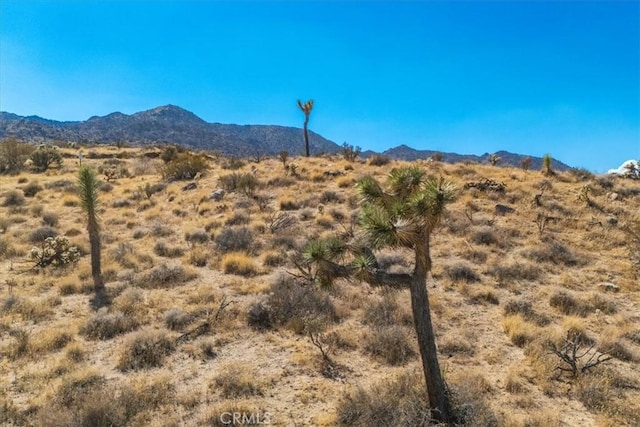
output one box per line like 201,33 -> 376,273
0,106 -> 573,170
381,145 -> 572,171
0,105 -> 338,157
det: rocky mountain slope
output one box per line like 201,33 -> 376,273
1,105 -> 572,170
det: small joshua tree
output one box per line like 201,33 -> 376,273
489,153 -> 501,166
77,166 -> 104,299
297,99 -> 314,157
542,153 -> 554,176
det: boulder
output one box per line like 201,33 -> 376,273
210,189 -> 226,201
181,182 -> 197,191
598,282 -> 620,293
495,204 -> 516,215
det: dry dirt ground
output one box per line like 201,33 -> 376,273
1,145 -> 639,426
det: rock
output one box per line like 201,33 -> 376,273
495,204 -> 516,215
606,216 -> 618,226
210,189 -> 225,201
181,182 -> 197,191
598,282 -> 620,293
609,192 -> 619,201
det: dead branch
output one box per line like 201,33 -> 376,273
176,296 -> 233,344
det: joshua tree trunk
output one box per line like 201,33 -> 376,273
303,115 -> 310,158
411,236 -> 453,423
88,219 -> 103,293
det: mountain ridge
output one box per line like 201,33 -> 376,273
0,105 -> 572,170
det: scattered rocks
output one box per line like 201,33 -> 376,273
210,189 -> 226,201
323,170 -> 344,177
464,178 -> 506,193
181,182 -> 197,191
598,282 -> 620,293
495,204 -> 516,216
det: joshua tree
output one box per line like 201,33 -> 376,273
77,166 -> 104,298
299,166 -> 456,423
542,153 -> 554,176
297,99 -> 314,157
489,153 -> 501,166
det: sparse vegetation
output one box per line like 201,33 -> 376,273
1,144 -> 639,426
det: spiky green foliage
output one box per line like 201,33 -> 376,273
78,166 -> 104,294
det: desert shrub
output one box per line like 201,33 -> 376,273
80,309 -> 139,340
225,212 -> 250,226
134,264 -> 196,289
42,212 -> 59,227
320,190 -> 341,204
23,181 -> 43,197
337,371 -> 431,426
471,227 -> 498,246
117,329 -> 175,371
247,302 -> 272,330
37,373 -> 173,426
266,274 -> 338,332
445,262 -> 480,283
189,247 -> 209,266
438,337 -> 475,356
262,250 -> 287,267
598,340 -> 637,362
214,226 -> 253,253
218,172 -> 260,197
279,197 -> 301,210
362,292 -> 411,327
185,229 -> 209,244
488,262 -> 541,282
591,294 -> 617,315
0,237 -> 19,260
0,138 -> 33,173
164,308 -> 193,331
221,156 -> 245,170
524,240 -> 582,266
153,241 -> 184,258
503,298 -> 550,326
549,290 -> 590,317
2,190 -> 25,207
213,364 -> 263,398
30,145 -> 63,171
162,152 -> 208,181
368,154 -> 391,166
450,374 -> 499,427
28,226 -> 58,243
221,253 -> 259,276
151,222 -> 173,237
364,326 -> 416,365
502,315 -> 537,347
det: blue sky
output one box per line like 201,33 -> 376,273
1,1 -> 638,172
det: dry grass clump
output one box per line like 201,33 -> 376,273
117,328 -> 175,371
362,292 -> 412,327
549,290 -> 591,317
337,371 -> 431,426
212,363 -> 263,398
23,181 -> 43,197
153,240 -> 184,258
1,295 -> 53,322
266,274 -> 338,333
445,261 -> 481,283
363,325 -> 416,365
503,298 -> 550,326
80,309 -> 139,340
133,264 -> 197,289
438,336 -> 476,357
449,372 -> 498,427
488,261 -> 542,283
523,239 -> 583,266
503,315 -> 538,347
163,308 -> 193,331
28,225 -> 58,243
214,226 -> 254,253
221,252 -> 260,276
36,371 -> 174,427
2,190 -> 25,206
598,339 -> 637,362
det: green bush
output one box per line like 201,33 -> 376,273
162,152 -> 208,181
30,146 -> 63,171
0,138 -> 33,174
29,236 -> 80,268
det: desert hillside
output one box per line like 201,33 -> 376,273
1,143 -> 639,426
